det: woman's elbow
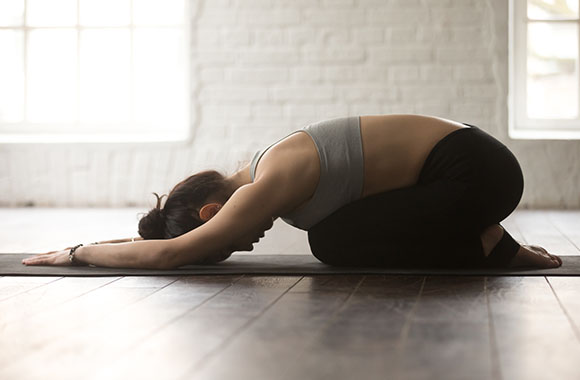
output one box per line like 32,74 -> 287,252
153,240 -> 204,269
155,248 -> 182,270
148,241 -> 180,270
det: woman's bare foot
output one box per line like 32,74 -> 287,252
480,224 -> 562,269
510,244 -> 562,268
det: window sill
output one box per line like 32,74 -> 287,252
509,128 -> 580,140
0,132 -> 192,145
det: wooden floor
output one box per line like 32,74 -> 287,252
0,209 -> 579,380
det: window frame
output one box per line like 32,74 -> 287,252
0,0 -> 192,144
509,0 -> 580,139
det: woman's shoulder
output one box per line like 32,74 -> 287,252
255,131 -> 318,176
252,131 -> 321,215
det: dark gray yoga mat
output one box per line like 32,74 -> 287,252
2,254 -> 579,277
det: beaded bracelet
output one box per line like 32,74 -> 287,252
68,244 -> 83,264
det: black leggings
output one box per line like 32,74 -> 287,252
307,125 -> 524,268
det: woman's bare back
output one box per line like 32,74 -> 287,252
252,114 -> 468,215
359,114 -> 468,197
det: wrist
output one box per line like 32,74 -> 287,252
69,244 -> 88,266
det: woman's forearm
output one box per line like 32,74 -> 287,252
74,239 -> 170,269
92,237 -> 143,245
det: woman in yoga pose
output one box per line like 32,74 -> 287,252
23,114 -> 561,269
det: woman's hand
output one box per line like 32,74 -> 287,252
22,249 -> 85,266
230,217 -> 274,252
200,249 -> 233,264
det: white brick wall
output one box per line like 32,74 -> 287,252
1,0 -> 579,208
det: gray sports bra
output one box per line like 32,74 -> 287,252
249,116 -> 364,230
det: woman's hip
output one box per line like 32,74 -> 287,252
418,125 -> 522,186
417,124 -> 524,220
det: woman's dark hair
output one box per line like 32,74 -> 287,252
138,170 -> 230,240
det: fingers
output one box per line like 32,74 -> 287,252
21,250 -> 69,266
22,255 -> 53,266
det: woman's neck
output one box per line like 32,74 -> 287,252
225,164 -> 252,194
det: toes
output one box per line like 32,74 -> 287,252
541,253 -> 558,267
543,251 -> 562,266
545,253 -> 561,268
508,245 -> 564,269
524,245 -> 563,267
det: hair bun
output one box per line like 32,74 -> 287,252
138,193 -> 168,239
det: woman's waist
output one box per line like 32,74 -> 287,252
361,124 -> 470,196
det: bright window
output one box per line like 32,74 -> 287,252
0,0 -> 189,143
510,0 -> 580,139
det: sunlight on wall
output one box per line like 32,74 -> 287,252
0,0 -> 188,139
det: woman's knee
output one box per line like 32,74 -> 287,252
307,218 -> 362,266
495,148 -> 524,215
308,225 -> 343,265
477,147 -> 524,225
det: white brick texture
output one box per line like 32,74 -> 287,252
1,0 -> 579,208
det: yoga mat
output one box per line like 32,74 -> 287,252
1,254 -> 579,277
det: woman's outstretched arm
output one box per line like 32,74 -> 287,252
23,169 -> 292,269
22,239 -> 172,269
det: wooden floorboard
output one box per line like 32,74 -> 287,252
512,211 -> 580,255
486,277 -> 580,380
546,277 -> 580,342
0,275 -> 61,302
190,275 -> 428,380
189,275 -> 369,380
278,275 -> 425,380
0,209 -> 578,380
547,211 -> 580,253
88,276 -> 301,380
0,275 -> 242,380
399,276 -> 493,380
0,277 -> 119,327
0,276 -> 174,377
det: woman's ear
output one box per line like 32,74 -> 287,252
199,203 -> 222,222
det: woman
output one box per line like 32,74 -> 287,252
23,115 -> 562,269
